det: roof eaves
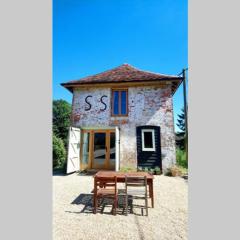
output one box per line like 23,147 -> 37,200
61,76 -> 182,87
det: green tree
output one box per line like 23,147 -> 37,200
176,108 -> 185,132
52,134 -> 67,169
176,108 -> 186,150
53,99 -> 71,147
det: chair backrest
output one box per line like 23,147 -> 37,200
94,176 -> 117,193
125,175 -> 147,188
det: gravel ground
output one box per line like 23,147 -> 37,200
53,173 -> 188,240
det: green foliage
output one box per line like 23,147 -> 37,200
160,148 -> 188,177
149,168 -> 155,174
53,134 -> 67,169
176,108 -> 187,150
144,167 -> 149,172
176,148 -> 188,168
138,166 -> 161,175
52,99 -> 71,171
137,166 -> 143,172
178,166 -> 188,175
154,166 -> 161,175
120,167 -> 137,173
176,132 -> 186,150
53,99 -> 71,147
176,108 -> 186,132
164,166 -> 182,177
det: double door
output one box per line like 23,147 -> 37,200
81,129 -> 116,170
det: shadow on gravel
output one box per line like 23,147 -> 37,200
77,172 -> 96,176
52,170 -> 95,177
69,193 -> 147,216
52,171 -> 78,176
182,175 -> 188,183
71,193 -> 93,213
52,170 -> 66,176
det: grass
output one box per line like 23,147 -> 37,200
176,148 -> 188,175
178,166 -> 188,175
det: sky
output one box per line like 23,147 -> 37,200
53,0 -> 188,132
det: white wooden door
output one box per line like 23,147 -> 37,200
66,127 -> 81,174
115,126 -> 120,171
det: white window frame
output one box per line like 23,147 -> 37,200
141,129 -> 156,151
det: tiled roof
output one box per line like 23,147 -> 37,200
61,63 -> 183,94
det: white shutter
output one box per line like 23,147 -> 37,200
115,126 -> 120,171
66,127 -> 81,174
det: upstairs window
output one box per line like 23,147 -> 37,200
112,89 -> 128,116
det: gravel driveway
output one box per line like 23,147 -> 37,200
53,173 -> 188,240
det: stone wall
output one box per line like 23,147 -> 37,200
71,86 -> 176,171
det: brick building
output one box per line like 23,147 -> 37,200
61,64 -> 182,173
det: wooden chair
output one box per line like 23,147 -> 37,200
93,176 -> 118,215
122,175 -> 148,216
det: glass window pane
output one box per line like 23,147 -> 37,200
82,132 -> 90,165
109,132 -> 116,169
144,132 -> 153,148
113,91 -> 119,115
121,91 -> 127,115
94,133 -> 106,167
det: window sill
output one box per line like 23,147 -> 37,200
142,149 -> 156,152
110,116 -> 128,120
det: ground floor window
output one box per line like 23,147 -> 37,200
141,129 -> 155,151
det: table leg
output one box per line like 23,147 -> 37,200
93,178 -> 97,214
149,180 -> 154,208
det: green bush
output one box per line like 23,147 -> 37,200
144,167 -> 149,173
53,100 -> 71,149
149,168 -> 155,174
176,148 -> 188,168
154,166 -> 162,175
53,134 -> 67,169
119,167 -> 137,173
164,165 -> 187,177
137,166 -> 143,172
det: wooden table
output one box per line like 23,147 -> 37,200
94,171 -> 154,208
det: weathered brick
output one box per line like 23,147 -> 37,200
72,86 -> 176,170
